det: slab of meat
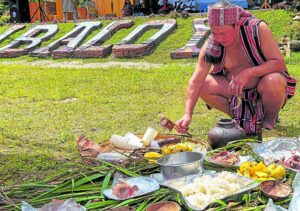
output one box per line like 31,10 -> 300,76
211,150 -> 240,165
279,155 -> 300,170
112,180 -> 139,199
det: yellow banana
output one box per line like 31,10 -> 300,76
144,152 -> 163,160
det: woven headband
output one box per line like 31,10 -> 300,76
208,6 -> 252,26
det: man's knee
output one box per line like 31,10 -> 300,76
198,75 -> 222,100
257,73 -> 286,97
198,75 -> 230,100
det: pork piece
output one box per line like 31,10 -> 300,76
77,135 -> 102,158
112,180 -> 139,199
279,155 -> 300,170
211,150 -> 240,165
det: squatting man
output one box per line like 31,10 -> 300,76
177,1 -> 296,135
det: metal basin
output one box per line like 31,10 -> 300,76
156,152 -> 204,180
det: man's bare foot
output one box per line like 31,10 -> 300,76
262,121 -> 275,130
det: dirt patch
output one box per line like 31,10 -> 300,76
0,60 -> 162,69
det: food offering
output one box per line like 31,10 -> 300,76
278,155 -> 300,171
260,180 -> 292,201
237,162 -> 286,181
153,135 -> 209,154
205,150 -> 255,168
143,152 -> 163,164
251,137 -> 300,172
163,171 -> 258,210
210,150 -> 240,165
146,201 -> 181,211
161,142 -> 193,155
112,179 -> 139,199
143,135 -> 210,164
103,177 -> 160,201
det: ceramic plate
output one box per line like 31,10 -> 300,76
103,177 -> 160,201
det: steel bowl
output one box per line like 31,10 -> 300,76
156,152 -> 204,180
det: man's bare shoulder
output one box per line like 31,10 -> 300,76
257,21 -> 273,36
257,20 -> 284,62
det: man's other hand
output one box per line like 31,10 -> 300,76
229,70 -> 250,97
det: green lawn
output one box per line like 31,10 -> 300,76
0,9 -> 299,210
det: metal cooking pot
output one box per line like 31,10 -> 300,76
156,152 -> 204,180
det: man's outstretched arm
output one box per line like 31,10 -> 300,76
177,43 -> 212,132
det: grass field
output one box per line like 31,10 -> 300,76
0,9 -> 299,192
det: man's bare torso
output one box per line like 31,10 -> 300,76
224,43 -> 260,89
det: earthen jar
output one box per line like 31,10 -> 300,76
207,118 -> 246,149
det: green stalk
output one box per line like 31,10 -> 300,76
85,200 -> 118,209
31,173 -> 102,202
75,195 -> 105,202
100,160 -> 139,177
28,190 -> 101,206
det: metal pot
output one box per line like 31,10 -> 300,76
156,152 -> 204,180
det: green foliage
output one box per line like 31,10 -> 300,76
0,15 -> 9,25
78,0 -> 85,7
289,22 -> 300,40
291,0 -> 300,11
252,9 -> 294,40
0,1 -> 9,16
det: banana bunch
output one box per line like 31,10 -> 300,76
161,143 -> 193,155
143,152 -> 163,164
237,161 -> 285,181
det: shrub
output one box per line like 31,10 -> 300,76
0,1 -> 9,16
289,22 -> 300,40
291,0 -> 300,11
0,15 -> 9,25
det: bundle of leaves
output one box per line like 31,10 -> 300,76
0,139 -> 296,211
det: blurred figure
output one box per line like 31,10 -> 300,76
184,0 -> 198,13
158,0 -> 172,14
62,0 -> 78,22
122,0 -> 133,16
173,0 -> 185,12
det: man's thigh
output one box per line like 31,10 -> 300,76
199,74 -> 231,98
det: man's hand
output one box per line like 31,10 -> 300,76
228,70 -> 250,97
176,114 -> 191,133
